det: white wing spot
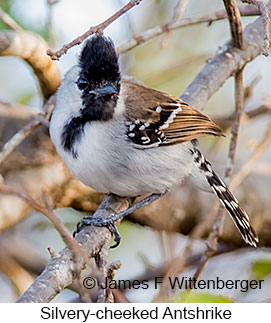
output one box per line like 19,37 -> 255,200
139,125 -> 145,131
156,106 -> 162,113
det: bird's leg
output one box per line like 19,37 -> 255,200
73,192 -> 167,248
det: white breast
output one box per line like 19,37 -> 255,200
52,115 -> 194,196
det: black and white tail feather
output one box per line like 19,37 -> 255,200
192,148 -> 258,247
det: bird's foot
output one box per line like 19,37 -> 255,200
73,192 -> 167,248
73,216 -> 121,248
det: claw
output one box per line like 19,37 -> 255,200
72,216 -> 121,248
108,223 -> 121,248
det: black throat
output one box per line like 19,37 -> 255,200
61,95 -> 118,159
61,34 -> 121,158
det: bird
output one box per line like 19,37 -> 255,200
49,34 -> 258,248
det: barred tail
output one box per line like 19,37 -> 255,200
192,148 -> 258,247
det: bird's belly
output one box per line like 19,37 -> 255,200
73,158 -> 191,196
55,120 -> 194,197
71,139 -> 194,197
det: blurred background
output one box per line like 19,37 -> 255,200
0,0 -> 270,302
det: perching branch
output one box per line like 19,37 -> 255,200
16,195 -> 129,302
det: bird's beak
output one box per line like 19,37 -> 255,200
96,83 -> 117,97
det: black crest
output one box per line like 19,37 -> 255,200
79,34 -> 121,86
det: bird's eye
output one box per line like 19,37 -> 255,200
76,77 -> 89,91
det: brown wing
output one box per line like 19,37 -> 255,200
122,79 -> 223,147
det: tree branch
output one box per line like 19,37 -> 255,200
161,0 -> 191,48
0,30 -> 61,100
117,5 -> 260,54
16,195 -> 129,302
0,95 -> 54,166
181,1 -> 271,108
242,0 -> 271,55
47,0 -> 143,60
0,7 -> 22,31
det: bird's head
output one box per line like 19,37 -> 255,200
76,34 -> 121,121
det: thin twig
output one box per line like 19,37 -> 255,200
157,202 -> 219,297
213,103 -> 271,130
47,0 -> 60,49
47,0 -> 143,60
244,75 -> 262,101
242,0 -> 271,56
0,95 -> 55,166
0,184 -> 88,267
105,260 -> 122,303
230,120 -> 271,190
117,5 -> 260,54
0,116 -> 44,165
223,0 -> 244,49
161,0 -> 191,48
225,70 -> 245,181
0,7 -> 22,31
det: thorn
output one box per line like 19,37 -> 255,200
48,247 -> 60,259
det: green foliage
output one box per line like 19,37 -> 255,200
178,291 -> 234,303
0,0 -> 49,41
0,1 -> 13,30
15,91 -> 36,105
251,259 -> 271,280
0,0 -> 12,12
161,291 -> 234,303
